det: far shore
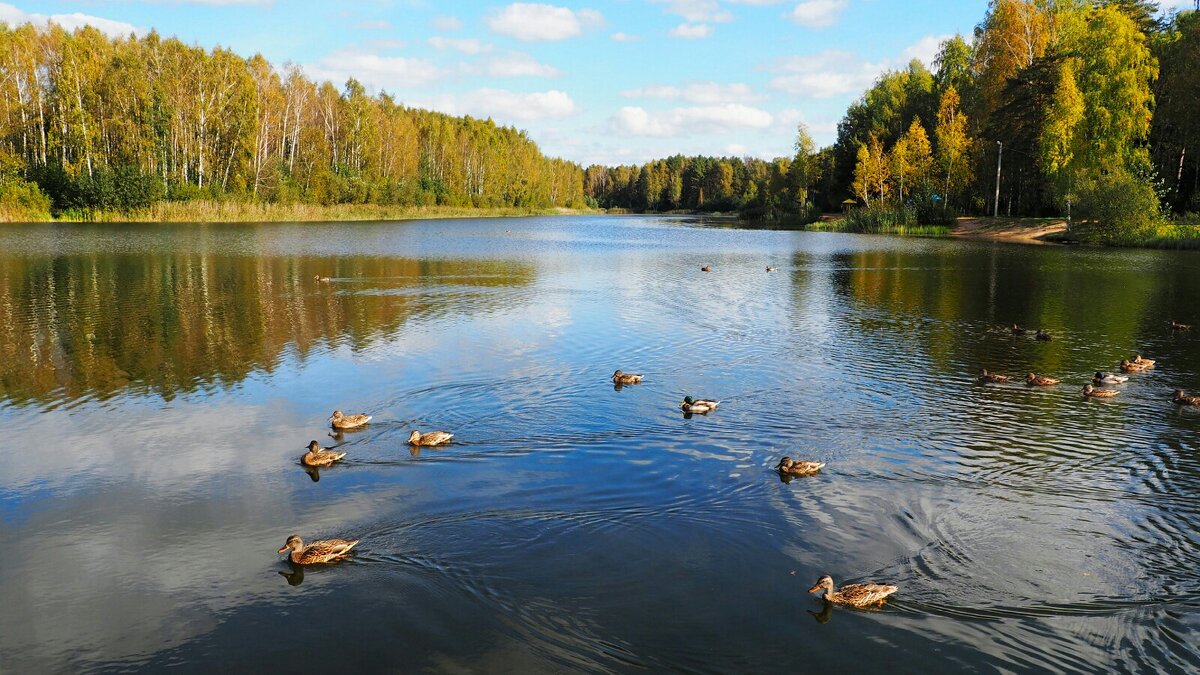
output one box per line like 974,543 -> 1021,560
8,202 -> 600,224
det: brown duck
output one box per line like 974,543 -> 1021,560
1120,359 -> 1149,373
329,410 -> 372,430
1173,390 -> 1200,406
612,369 -> 644,385
775,456 -> 826,476
408,430 -> 454,446
302,440 -> 347,467
1168,320 -> 1191,331
1035,329 -> 1053,341
1081,384 -> 1119,399
808,575 -> 898,607
1026,373 -> 1060,387
978,369 -> 1010,384
277,535 -> 359,565
1011,324 -> 1027,335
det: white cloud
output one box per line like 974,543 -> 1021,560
357,19 -> 391,30
433,15 -> 463,31
610,32 -> 640,42
418,89 -> 579,122
670,23 -> 713,38
609,104 -> 773,137
486,3 -> 603,42
901,34 -> 953,66
427,36 -> 493,55
306,48 -> 441,89
768,50 -> 882,98
652,0 -> 732,23
0,3 -> 141,36
484,52 -> 560,78
622,81 -> 765,104
788,0 -> 848,29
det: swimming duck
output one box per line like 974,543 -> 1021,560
701,265 -> 712,272
1082,384 -> 1119,398
329,410 -> 372,430
1133,355 -> 1156,368
1011,324 -> 1027,335
1173,390 -> 1200,406
978,369 -> 1011,384
1093,372 -> 1128,385
277,535 -> 359,565
1168,320 -> 1191,331
408,430 -> 454,446
1035,329 -> 1053,341
1120,359 -> 1148,373
612,369 -> 644,385
314,274 -> 331,282
775,456 -> 825,476
1026,373 -> 1060,386
302,440 -> 346,467
808,574 -> 898,607
681,396 -> 720,414
766,266 -> 777,272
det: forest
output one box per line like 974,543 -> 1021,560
587,0 -> 1200,244
0,23 -> 586,220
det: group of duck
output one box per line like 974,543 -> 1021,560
978,321 -> 1200,406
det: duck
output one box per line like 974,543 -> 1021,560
1011,324 -> 1027,335
1173,390 -> 1200,406
277,535 -> 359,565
1026,373 -> 1060,387
1093,372 -> 1129,385
329,410 -> 372,430
1081,384 -> 1119,398
775,456 -> 825,476
808,574 -> 898,608
612,369 -> 644,385
978,369 -> 1011,384
1120,359 -> 1148,373
1035,329 -> 1053,341
1133,354 -> 1156,368
766,266 -> 777,272
314,274 -> 331,282
681,396 -> 720,414
701,265 -> 712,272
302,440 -> 347,467
408,429 -> 454,446
1168,320 -> 1191,331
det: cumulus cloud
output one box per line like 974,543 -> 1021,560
768,50 -> 883,98
433,15 -> 463,31
427,36 -> 493,55
418,89 -> 579,122
652,0 -> 732,23
487,3 -> 603,42
306,48 -> 441,89
610,32 -> 640,42
901,34 -> 953,66
357,19 -> 391,30
0,3 -> 141,36
670,23 -> 713,38
609,104 -> 773,137
484,52 -> 560,78
622,81 -> 765,104
788,0 -> 848,29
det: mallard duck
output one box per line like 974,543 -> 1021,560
612,369 -> 644,385
1168,320 -> 1191,331
681,396 -> 719,414
1173,390 -> 1200,406
277,535 -> 359,565
766,266 -> 777,272
314,274 -> 331,282
329,410 -> 372,430
1026,373 -> 1060,386
978,369 -> 1011,384
1011,324 -> 1027,335
775,456 -> 825,476
1120,359 -> 1148,373
302,440 -> 346,467
1082,384 -> 1119,398
1133,355 -> 1156,368
701,265 -> 711,272
1093,372 -> 1128,385
408,430 -> 453,446
1035,329 -> 1053,341
808,574 -> 898,607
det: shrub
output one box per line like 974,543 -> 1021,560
0,176 -> 52,221
1072,170 -> 1159,244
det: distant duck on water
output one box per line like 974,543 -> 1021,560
1011,324 -> 1027,335
808,575 -> 898,607
1120,359 -> 1149,373
1093,372 -> 1128,385
1169,320 -> 1191,331
314,274 -> 331,282
277,535 -> 359,565
612,369 -> 644,385
701,265 -> 712,272
681,396 -> 719,414
1035,329 -> 1053,341
1026,373 -> 1060,386
408,430 -> 454,446
1082,384 -> 1119,398
775,456 -> 825,476
302,440 -> 346,467
978,369 -> 1011,384
329,410 -> 372,430
1173,390 -> 1200,406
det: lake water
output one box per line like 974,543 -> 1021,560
1,216 -> 1198,673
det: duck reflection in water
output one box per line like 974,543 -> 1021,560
303,466 -> 321,482
279,564 -> 305,586
807,601 -> 834,624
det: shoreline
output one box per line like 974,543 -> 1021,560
14,202 -> 600,224
950,216 -> 1068,245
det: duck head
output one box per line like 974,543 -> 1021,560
306,440 -> 320,453
278,535 -> 303,555
1174,389 -> 1186,398
613,370 -> 624,378
408,430 -> 422,444
808,574 -> 835,595
682,396 -> 696,406
329,411 -> 343,423
775,456 -> 793,470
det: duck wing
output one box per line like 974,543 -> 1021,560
838,583 -> 898,605
300,538 -> 359,563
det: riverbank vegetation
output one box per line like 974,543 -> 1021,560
0,23 -> 586,222
587,1 -> 1200,247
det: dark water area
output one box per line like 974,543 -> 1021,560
1,216 -> 1198,673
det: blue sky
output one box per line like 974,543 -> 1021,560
10,1 -> 1196,165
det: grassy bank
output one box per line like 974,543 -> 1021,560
34,201 -> 598,223
1082,220 -> 1200,250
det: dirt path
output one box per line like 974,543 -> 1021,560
953,217 -> 1067,244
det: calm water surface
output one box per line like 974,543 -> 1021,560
1,216 -> 1198,673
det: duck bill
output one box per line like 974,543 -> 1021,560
277,545 -> 290,554
807,584 -> 823,594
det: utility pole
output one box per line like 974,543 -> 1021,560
993,141 -> 1003,218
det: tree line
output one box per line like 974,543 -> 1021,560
0,23 -> 586,218
587,1 -> 1200,239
